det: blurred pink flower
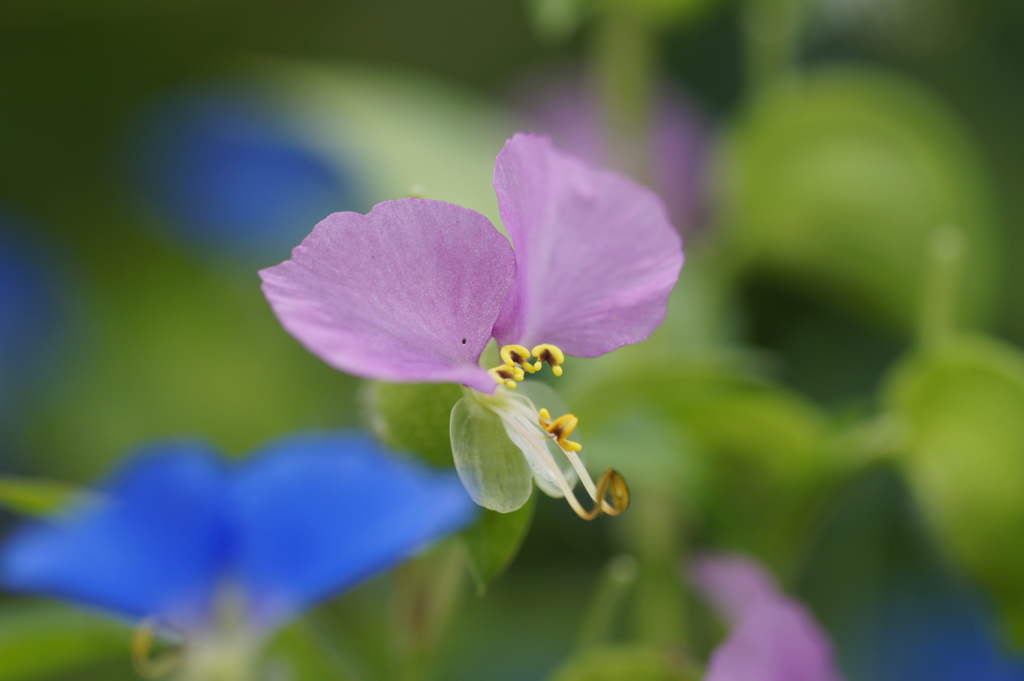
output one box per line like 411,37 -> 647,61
512,70 -> 713,232
691,554 -> 845,681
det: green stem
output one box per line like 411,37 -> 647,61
576,554 -> 640,650
392,543 -> 466,681
616,490 -> 689,652
742,0 -> 804,92
591,7 -> 658,186
918,225 -> 966,350
298,614 -> 371,681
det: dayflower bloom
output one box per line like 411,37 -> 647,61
260,133 -> 683,518
691,554 -> 845,681
1,432 -> 475,679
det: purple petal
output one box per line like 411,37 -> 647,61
490,134 -> 683,357
691,554 -> 783,625
511,70 -> 714,231
260,198 -> 515,393
692,554 -> 844,681
704,602 -> 844,681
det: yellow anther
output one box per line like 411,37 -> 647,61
499,344 -> 538,374
488,365 -> 523,389
530,344 -> 565,376
538,407 -> 582,452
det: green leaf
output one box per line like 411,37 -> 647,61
719,67 -> 998,332
461,498 -> 536,594
0,603 -> 128,680
0,476 -> 85,516
886,336 -> 1024,644
548,645 -> 695,681
367,381 -> 464,467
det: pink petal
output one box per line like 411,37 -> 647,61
491,134 -> 683,357
260,198 -> 514,393
705,602 -> 844,681
511,69 -> 714,231
692,554 -> 845,681
691,554 -> 782,625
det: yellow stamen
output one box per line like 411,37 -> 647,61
596,468 -> 630,516
497,393 -> 629,521
131,618 -> 183,680
536,405 -> 628,518
561,468 -> 630,520
499,344 -> 538,374
488,365 -> 521,389
538,408 -> 583,452
530,343 -> 565,376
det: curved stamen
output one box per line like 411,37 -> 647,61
131,618 -> 185,680
530,344 -> 565,376
538,408 -> 582,452
488,365 -> 522,389
595,468 -> 630,516
498,396 -> 629,520
499,344 -> 538,374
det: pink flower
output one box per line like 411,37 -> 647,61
692,554 -> 845,681
260,134 -> 683,517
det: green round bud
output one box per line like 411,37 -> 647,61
366,381 -> 465,468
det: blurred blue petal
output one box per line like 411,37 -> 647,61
1,442 -> 226,629
2,432 -> 475,634
127,89 -> 362,259
0,215 -> 66,420
231,432 -> 476,626
867,574 -> 1024,681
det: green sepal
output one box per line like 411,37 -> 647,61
0,476 -> 86,517
449,394 -> 533,513
461,497 -> 536,594
885,335 -> 1024,646
370,381 -> 539,588
367,381 -> 464,467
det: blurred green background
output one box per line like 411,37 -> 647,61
3,0 -> 1024,679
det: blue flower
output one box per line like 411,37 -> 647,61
854,572 -> 1024,681
126,89 -> 363,260
1,432 -> 475,672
